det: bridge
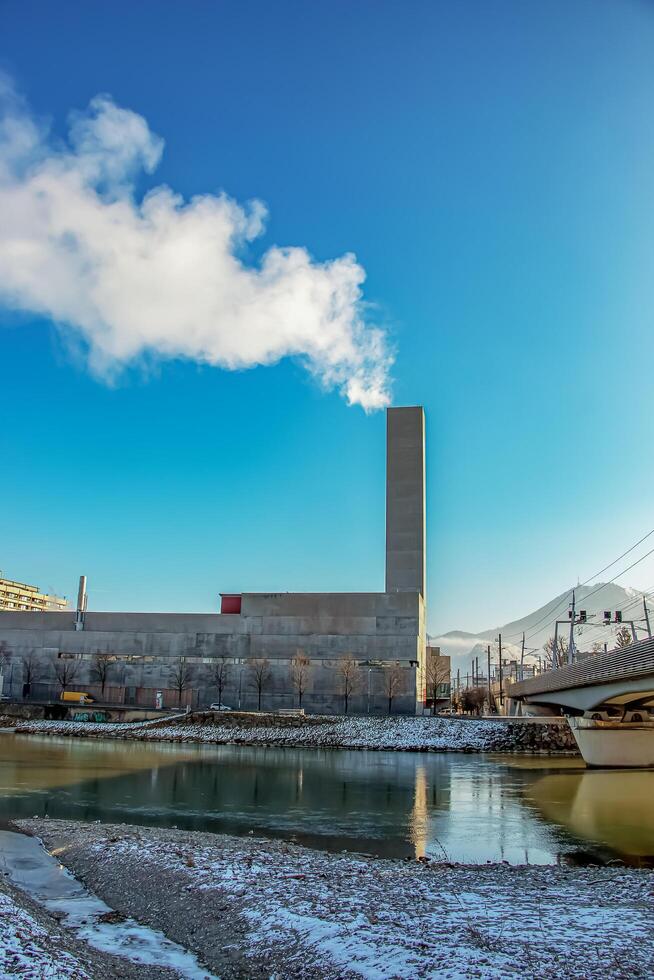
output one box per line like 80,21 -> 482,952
506,636 -> 654,715
506,636 -> 654,767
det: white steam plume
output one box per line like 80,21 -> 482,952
0,78 -> 391,410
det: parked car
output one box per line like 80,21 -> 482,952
208,703 -> 232,711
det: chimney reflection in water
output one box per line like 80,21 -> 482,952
410,763 -> 428,859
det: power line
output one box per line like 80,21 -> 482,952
503,528 -> 654,641
577,528 -> 654,588
524,547 -> 654,645
575,588 -> 652,625
615,586 -> 654,614
577,546 -> 654,604
502,592 -> 574,640
568,586 -> 654,647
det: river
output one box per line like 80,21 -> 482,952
0,734 -> 652,865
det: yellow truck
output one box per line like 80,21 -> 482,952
60,691 -> 95,704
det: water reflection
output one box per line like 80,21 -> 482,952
0,735 -> 651,865
527,770 -> 654,864
409,763 -> 428,858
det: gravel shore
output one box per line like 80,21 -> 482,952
16,818 -> 654,979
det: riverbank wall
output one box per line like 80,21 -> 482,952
7,712 -> 581,754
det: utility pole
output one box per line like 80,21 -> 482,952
644,597 -> 652,639
476,656 -> 480,686
551,621 -> 559,669
487,644 -> 492,714
520,632 -> 525,681
568,590 -> 576,665
498,633 -> 503,708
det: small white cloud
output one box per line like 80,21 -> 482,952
0,77 -> 392,410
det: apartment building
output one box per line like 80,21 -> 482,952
0,574 -> 67,612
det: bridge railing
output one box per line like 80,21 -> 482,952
507,635 -> 654,697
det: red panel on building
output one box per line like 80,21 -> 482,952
220,594 -> 242,614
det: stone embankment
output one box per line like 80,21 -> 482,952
6,711 -> 580,754
491,718 -> 579,753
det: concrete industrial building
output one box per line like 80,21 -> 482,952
0,407 -> 428,714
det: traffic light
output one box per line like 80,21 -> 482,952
579,610 -> 587,623
603,611 -> 611,624
615,611 -> 622,623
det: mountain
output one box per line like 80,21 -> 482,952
430,583 -> 646,677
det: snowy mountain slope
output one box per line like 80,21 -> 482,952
430,583 -> 647,676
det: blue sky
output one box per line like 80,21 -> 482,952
1,0 -> 654,633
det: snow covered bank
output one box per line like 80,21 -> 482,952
19,818 -> 654,980
0,890 -> 91,979
0,866 -> 183,979
0,829 -> 214,979
11,713 -> 577,753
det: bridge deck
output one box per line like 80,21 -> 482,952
507,636 -> 654,698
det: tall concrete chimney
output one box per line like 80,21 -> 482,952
385,406 -> 425,596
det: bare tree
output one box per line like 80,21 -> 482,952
52,656 -> 80,696
290,654 -> 310,708
426,655 -> 450,713
543,635 -> 569,668
337,655 -> 360,715
91,653 -> 114,699
170,658 -> 193,707
21,653 -> 42,699
615,626 -> 633,649
460,686 -> 486,716
248,658 -> 272,711
383,663 -> 404,715
210,657 -> 231,708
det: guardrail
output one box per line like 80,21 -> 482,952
507,636 -> 654,698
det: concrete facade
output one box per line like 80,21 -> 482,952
0,407 -> 428,714
0,592 -> 425,713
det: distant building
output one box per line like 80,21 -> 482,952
0,574 -> 67,612
426,645 -> 451,710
